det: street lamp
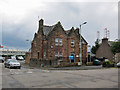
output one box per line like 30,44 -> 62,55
79,22 -> 87,65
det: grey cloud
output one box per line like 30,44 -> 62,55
1,1 -> 118,50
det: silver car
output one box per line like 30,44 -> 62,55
4,59 -> 11,68
116,62 -> 120,67
6,59 -> 21,69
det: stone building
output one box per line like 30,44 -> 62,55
29,19 -> 87,66
25,52 -> 31,64
96,38 -> 114,62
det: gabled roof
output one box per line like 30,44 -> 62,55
65,30 -> 71,34
64,28 -> 88,44
43,25 -> 55,36
37,19 -> 88,44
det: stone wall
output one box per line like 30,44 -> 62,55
29,59 -> 58,67
25,52 -> 31,64
29,57 -> 80,67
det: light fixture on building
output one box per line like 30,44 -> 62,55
51,46 -> 53,48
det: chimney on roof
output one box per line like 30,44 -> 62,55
38,19 -> 44,34
71,27 -> 74,31
57,21 -> 61,25
102,38 -> 108,44
75,28 -> 79,34
39,19 -> 44,26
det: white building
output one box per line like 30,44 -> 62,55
0,49 -> 27,56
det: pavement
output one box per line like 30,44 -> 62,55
2,63 -> 119,88
48,65 -> 103,70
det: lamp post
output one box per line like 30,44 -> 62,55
79,22 -> 87,65
26,39 -> 30,51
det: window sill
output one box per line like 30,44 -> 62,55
55,45 -> 63,47
71,46 -> 75,48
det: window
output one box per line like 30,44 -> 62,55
59,38 -> 62,46
44,51 -> 46,58
55,38 -> 59,46
71,40 -> 74,47
59,52 -> 63,60
38,52 -> 40,59
55,52 -> 58,58
59,52 -> 62,57
55,52 -> 63,59
55,38 -> 62,46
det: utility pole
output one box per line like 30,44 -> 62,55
79,22 -> 87,65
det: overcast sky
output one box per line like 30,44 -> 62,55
0,0 -> 118,50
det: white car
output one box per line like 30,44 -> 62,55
116,62 -> 120,67
6,59 -> 21,69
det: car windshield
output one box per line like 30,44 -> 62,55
9,60 -> 18,63
6,59 -> 11,62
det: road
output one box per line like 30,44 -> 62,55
2,63 -> 119,88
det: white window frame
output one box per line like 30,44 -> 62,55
55,38 -> 59,46
55,52 -> 58,58
71,40 -> 75,47
59,38 -> 62,46
59,52 -> 62,57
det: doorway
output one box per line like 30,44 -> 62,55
71,53 -> 75,63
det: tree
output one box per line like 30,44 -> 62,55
110,41 -> 120,55
91,39 -> 100,54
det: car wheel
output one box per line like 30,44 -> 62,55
117,66 -> 120,68
9,66 -> 11,69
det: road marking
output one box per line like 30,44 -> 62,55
26,69 -> 32,74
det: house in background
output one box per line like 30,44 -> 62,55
96,38 -> 114,62
27,19 -> 88,67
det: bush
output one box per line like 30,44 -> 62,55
103,60 -> 114,67
86,62 -> 93,66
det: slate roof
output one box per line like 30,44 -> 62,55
41,21 -> 87,44
43,25 -> 55,36
65,30 -> 71,34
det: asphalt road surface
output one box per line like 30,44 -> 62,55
2,63 -> 119,88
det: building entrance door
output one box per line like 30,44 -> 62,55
71,53 -> 75,63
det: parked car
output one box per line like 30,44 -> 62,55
4,59 -> 11,68
116,62 -> 120,67
5,59 -> 21,69
93,59 -> 101,65
0,57 -> 5,63
11,56 -> 16,59
16,56 -> 24,60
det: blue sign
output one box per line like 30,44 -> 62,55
69,56 -> 74,60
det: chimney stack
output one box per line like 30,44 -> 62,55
39,19 -> 44,27
38,19 -> 44,34
102,38 -> 108,44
